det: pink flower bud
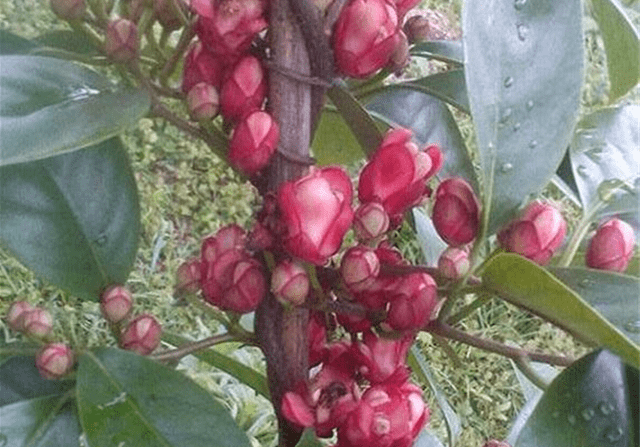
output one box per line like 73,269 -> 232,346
176,257 -> 202,293
153,0 -> 186,31
6,301 -> 34,332
187,82 -> 220,121
271,260 -> 310,306
220,55 -> 267,122
182,41 -> 226,93
497,200 -> 567,266
388,30 -> 410,74
278,167 -> 354,265
23,308 -> 53,338
228,110 -> 279,175
36,343 -> 74,380
438,246 -> 470,280
393,0 -> 420,18
202,224 -> 246,262
354,202 -> 390,241
218,259 -> 266,313
385,272 -> 437,331
100,285 -> 133,324
403,15 -> 430,43
586,218 -> 636,272
120,313 -> 162,355
432,177 -> 480,247
50,0 -> 86,20
341,246 -> 380,291
359,128 -> 442,225
105,19 -> 138,63
332,0 -> 401,78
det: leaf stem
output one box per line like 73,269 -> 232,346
513,356 -> 551,391
150,333 -> 239,362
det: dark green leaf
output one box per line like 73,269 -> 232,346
482,254 -> 640,368
76,348 -> 251,447
327,85 -> 383,157
463,0 -> 584,233
399,69 -> 469,113
0,55 -> 149,166
515,349 -> 639,447
0,356 -> 75,406
0,30 -> 37,55
591,0 -> 640,102
33,30 -> 99,56
410,40 -> 464,65
412,208 -> 447,267
162,333 -> 270,399
295,429 -> 323,447
549,267 -> 640,345
0,138 -> 140,301
311,110 -> 367,166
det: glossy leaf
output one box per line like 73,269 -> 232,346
312,110 -> 368,166
0,356 -> 75,406
410,40 -> 464,65
76,348 -> 251,447
33,30 -> 99,56
463,0 -> 584,233
399,70 -> 469,113
550,267 -> 640,345
366,87 -> 477,189
162,333 -> 270,399
591,0 -> 640,102
569,105 -> 639,220
0,138 -> 140,301
0,55 -> 150,166
0,29 -> 37,55
515,349 -> 639,447
482,254 -> 640,368
413,208 -> 448,267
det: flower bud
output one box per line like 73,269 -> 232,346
182,41 -> 225,93
341,246 -> 380,291
388,30 -> 410,74
438,246 -> 470,280
120,313 -> 162,355
353,330 -> 412,383
393,0 -> 420,18
187,82 -> 220,121
432,177 -> 480,246
218,259 -> 266,313
176,257 -> 202,294
36,343 -> 75,380
497,200 -> 567,265
154,0 -> 186,31
271,260 -> 310,306
403,15 -> 430,43
220,55 -> 267,122
385,272 -> 437,331
23,308 -> 53,338
105,19 -> 138,63
6,301 -> 34,332
354,202 -> 390,241
228,110 -> 279,175
586,218 -> 636,272
100,285 -> 133,324
50,0 -> 86,20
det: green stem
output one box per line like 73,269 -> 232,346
150,333 -> 239,362
558,201 -> 606,267
446,293 -> 492,326
514,356 -> 551,391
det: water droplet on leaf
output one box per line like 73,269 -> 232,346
516,23 -> 528,41
624,319 -> 640,334
514,0 -> 527,10
526,100 -> 534,111
500,163 -> 513,173
551,410 -> 560,419
528,140 -> 538,149
579,278 -> 594,288
581,407 -> 595,421
513,122 -> 521,132
499,108 -> 513,123
604,425 -> 624,442
567,414 -> 577,425
598,401 -> 614,416
95,234 -> 108,246
585,146 -> 604,162
577,165 -> 588,177
504,76 -> 514,88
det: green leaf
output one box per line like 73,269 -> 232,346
0,55 -> 150,166
549,267 -> 640,345
295,429 -> 323,447
311,110 -> 368,166
76,348 -> 251,447
412,208 -> 448,267
0,356 -> 75,406
327,85 -> 383,157
515,349 -> 639,447
33,30 -> 99,56
482,254 -> 640,368
591,0 -> 640,102
408,346 -> 461,447
400,70 -> 469,113
463,0 -> 584,233
0,29 -> 37,55
161,333 -> 270,399
568,105 -> 639,220
410,40 -> 464,65
0,138 -> 140,301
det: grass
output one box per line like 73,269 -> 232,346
0,0 -> 623,446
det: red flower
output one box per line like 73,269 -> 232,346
432,177 -> 480,246
353,330 -> 412,383
182,41 -> 226,93
220,55 -> 267,122
384,272 -> 438,332
586,218 -> 636,272
228,110 -> 279,175
341,246 -> 380,292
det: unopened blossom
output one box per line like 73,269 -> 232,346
23,308 -> 53,338
100,285 -> 133,324
176,257 -> 203,294
437,246 -> 470,280
586,218 -> 636,272
393,0 -> 420,18
353,202 -> 390,241
497,200 -> 567,265
6,301 -> 34,332
228,110 -> 279,175
105,19 -> 138,63
220,55 -> 267,122
432,177 -> 480,246
182,41 -> 226,93
341,246 -> 380,292
120,313 -> 162,355
217,259 -> 266,313
187,82 -> 220,121
353,330 -> 412,383
384,272 -> 438,332
36,343 -> 75,380
271,260 -> 310,306
403,15 -> 430,43
153,0 -> 186,30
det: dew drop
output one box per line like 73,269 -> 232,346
624,319 -> 640,334
577,165 -> 588,177
95,234 -> 108,246
604,425 -> 624,442
581,407 -> 595,421
500,162 -> 513,173
526,100 -> 534,111
516,23 -> 529,41
551,410 -> 560,419
528,140 -> 538,149
585,146 -> 604,162
504,76 -> 514,88
579,278 -> 594,288
514,0 -> 527,10
567,414 -> 577,425
513,122 -> 521,132
499,108 -> 513,123
598,401 -> 614,416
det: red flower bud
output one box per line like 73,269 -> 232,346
228,110 -> 279,175
182,41 -> 226,93
202,224 -> 246,262
278,167 -> 354,265
50,0 -> 86,20
586,218 -> 636,272
354,202 -> 390,241
217,258 -> 266,313
187,82 -> 220,121
176,257 -> 202,294
105,19 -> 139,63
36,343 -> 75,380
120,314 -> 162,355
23,308 -> 53,338
271,260 -> 310,306
403,15 -> 430,43
438,246 -> 470,280
432,177 -> 480,246
497,200 -> 567,265
388,30 -> 410,74
385,272 -> 438,332
154,0 -> 186,31
100,285 -> 133,324
394,0 -> 420,18
359,128 -> 442,224
341,246 -> 380,291
6,301 -> 34,332
220,55 -> 267,122
353,330 -> 412,383
332,0 -> 401,78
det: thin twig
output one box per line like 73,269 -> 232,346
151,333 -> 237,362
